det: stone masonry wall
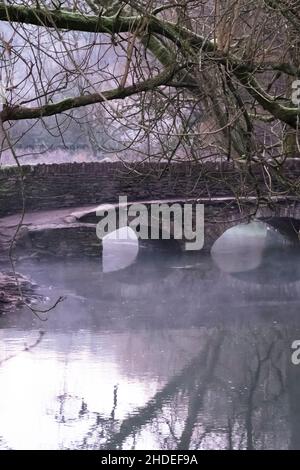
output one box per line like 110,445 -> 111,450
1,160 -> 300,217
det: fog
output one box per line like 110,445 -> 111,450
1,223 -> 300,449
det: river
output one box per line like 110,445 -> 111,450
1,223 -> 300,449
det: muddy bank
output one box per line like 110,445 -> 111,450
0,272 -> 39,314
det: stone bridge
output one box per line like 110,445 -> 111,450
1,160 -> 300,258
1,195 -> 300,261
72,196 -> 300,252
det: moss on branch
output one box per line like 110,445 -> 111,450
1,65 -> 177,121
1,2 -> 300,128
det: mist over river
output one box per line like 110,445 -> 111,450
1,224 -> 300,450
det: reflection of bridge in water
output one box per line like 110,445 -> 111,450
5,251 -> 300,450
13,245 -> 300,333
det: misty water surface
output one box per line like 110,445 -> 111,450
1,223 -> 300,450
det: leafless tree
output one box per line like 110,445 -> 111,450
0,1 -> 300,169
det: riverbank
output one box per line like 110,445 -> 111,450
0,272 -> 38,314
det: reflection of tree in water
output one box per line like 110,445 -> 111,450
59,326 -> 295,450
54,394 -> 88,424
0,317 -> 295,449
52,386 -> 121,450
3,255 -> 300,449
222,327 -> 287,450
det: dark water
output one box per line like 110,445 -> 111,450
1,224 -> 300,450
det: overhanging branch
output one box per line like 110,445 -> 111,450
0,65 -> 177,121
1,3 -> 300,128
